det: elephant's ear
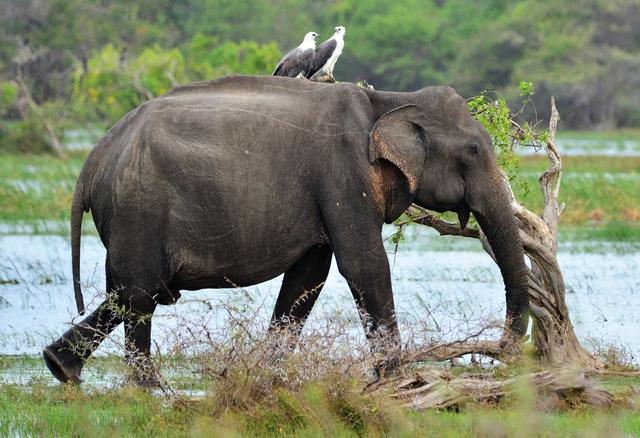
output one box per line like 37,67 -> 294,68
369,104 -> 426,193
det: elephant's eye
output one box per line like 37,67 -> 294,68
468,143 -> 479,155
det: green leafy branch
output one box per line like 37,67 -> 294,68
466,80 -> 549,197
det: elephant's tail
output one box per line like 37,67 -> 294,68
71,180 -> 86,315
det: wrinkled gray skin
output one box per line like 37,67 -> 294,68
43,75 -> 529,384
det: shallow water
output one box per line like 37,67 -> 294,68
1,229 -> 638,365
522,138 -> 640,156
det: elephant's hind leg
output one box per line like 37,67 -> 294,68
108,245 -> 165,385
121,291 -> 157,385
269,245 -> 333,348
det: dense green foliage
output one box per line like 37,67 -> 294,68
70,39 -> 280,122
1,0 -> 639,153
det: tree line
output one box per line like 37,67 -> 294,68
1,0 -> 639,153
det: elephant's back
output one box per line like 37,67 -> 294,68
130,77 -> 372,188
162,74 -> 358,99
85,75 -> 372,191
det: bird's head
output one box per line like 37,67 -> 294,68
304,32 -> 320,43
334,26 -> 346,36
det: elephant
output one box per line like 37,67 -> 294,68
42,75 -> 529,384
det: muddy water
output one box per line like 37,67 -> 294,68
1,230 -> 639,360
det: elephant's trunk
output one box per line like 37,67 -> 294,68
470,178 -> 529,337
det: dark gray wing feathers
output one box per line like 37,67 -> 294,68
305,39 -> 336,78
273,47 -> 315,77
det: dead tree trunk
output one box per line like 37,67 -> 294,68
406,98 -> 600,368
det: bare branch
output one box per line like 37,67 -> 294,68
539,97 -> 562,250
401,208 -> 480,239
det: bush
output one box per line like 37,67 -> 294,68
71,44 -> 137,122
71,38 -> 281,125
0,81 -> 18,115
0,118 -> 51,154
184,33 -> 281,79
72,44 -> 187,122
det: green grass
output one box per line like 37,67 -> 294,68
0,152 -> 85,224
1,350 -> 639,437
1,375 -> 639,437
556,129 -> 640,141
0,384 -> 193,437
512,156 -> 640,239
1,152 -> 639,240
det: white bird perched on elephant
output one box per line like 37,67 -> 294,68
272,31 -> 319,78
306,26 -> 346,82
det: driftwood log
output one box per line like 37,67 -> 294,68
370,368 -> 612,410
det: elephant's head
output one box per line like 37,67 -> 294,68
368,86 -> 529,337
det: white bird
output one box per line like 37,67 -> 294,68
306,26 -> 346,81
272,32 -> 319,78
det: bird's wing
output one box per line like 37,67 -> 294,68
306,39 -> 337,78
298,48 -> 316,75
272,47 -> 299,76
275,48 -> 315,78
272,59 -> 285,76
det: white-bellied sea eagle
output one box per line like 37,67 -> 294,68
306,26 -> 346,81
272,32 -> 319,78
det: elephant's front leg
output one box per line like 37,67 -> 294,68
269,245 -> 333,352
333,236 -> 401,379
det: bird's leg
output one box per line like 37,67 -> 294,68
310,74 -> 334,83
327,68 -> 336,83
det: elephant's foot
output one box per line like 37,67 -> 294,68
43,300 -> 126,384
373,356 -> 401,381
498,331 -> 525,361
500,314 -> 528,349
125,369 -> 160,388
42,344 -> 84,384
125,354 -> 160,388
